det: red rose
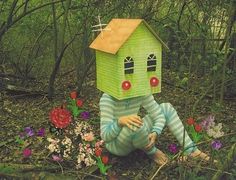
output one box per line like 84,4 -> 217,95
101,155 -> 109,164
76,99 -> 83,107
194,124 -> 202,132
49,107 -> 72,128
95,148 -> 102,157
70,91 -> 77,99
187,117 -> 195,125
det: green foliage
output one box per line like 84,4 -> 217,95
0,165 -> 15,174
95,156 -> 112,175
66,98 -> 83,118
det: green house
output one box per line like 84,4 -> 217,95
89,19 -> 168,100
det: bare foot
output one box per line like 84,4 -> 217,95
178,149 -> 217,163
151,150 -> 169,165
189,149 -> 210,160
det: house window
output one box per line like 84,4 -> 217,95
147,54 -> 157,71
124,56 -> 134,74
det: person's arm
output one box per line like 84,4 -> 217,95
141,95 -> 166,135
100,94 -> 122,142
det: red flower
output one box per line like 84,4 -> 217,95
70,91 -> 77,99
194,124 -> 202,132
95,148 -> 102,157
49,107 -> 72,128
23,148 -> 32,158
76,99 -> 83,107
187,117 -> 195,125
101,155 -> 109,164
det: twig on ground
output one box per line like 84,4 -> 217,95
150,161 -> 168,180
0,138 -> 15,148
183,163 -> 232,175
76,171 -> 104,179
56,161 -> 64,174
35,95 -> 49,106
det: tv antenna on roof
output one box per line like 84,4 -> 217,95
92,15 -> 110,37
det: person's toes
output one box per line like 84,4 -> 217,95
153,152 -> 169,165
190,150 -> 210,160
189,150 -> 219,163
154,157 -> 168,165
177,155 -> 188,162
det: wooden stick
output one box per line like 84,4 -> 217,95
150,161 -> 168,180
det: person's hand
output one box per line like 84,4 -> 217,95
118,115 -> 143,130
145,132 -> 157,150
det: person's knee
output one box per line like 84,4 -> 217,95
135,123 -> 148,136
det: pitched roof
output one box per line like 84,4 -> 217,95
89,18 -> 169,54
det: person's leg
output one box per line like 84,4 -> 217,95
132,117 -> 169,165
105,126 -> 135,156
160,103 -> 211,161
132,122 -> 157,155
160,103 -> 197,154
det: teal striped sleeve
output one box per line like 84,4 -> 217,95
141,95 -> 165,135
99,94 -> 122,142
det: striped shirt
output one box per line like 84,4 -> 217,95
99,93 -> 166,143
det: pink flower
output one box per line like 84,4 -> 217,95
82,132 -> 95,142
23,148 -> 32,158
52,154 -> 63,162
86,144 -> 90,148
86,147 -> 92,153
95,140 -> 104,148
200,115 -> 215,130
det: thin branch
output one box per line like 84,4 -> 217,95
150,161 -> 168,180
12,0 -> 66,25
23,0 -> 30,13
182,164 -> 232,175
7,0 -> 18,25
177,0 -> 187,30
13,1 -> 27,16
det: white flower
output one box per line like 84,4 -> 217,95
207,123 -> 224,138
62,136 -> 72,146
84,155 -> 96,167
47,137 -> 60,144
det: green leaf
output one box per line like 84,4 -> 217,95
72,107 -> 79,117
212,65 -> 218,71
15,136 -> 24,145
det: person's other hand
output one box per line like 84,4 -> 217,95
145,132 -> 157,150
118,115 -> 143,130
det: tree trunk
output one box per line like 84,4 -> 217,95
219,1 -> 236,102
47,0 -> 72,99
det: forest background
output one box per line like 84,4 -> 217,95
0,0 -> 235,179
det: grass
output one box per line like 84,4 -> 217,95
0,69 -> 236,179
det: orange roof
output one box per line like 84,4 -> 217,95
89,19 -> 169,54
